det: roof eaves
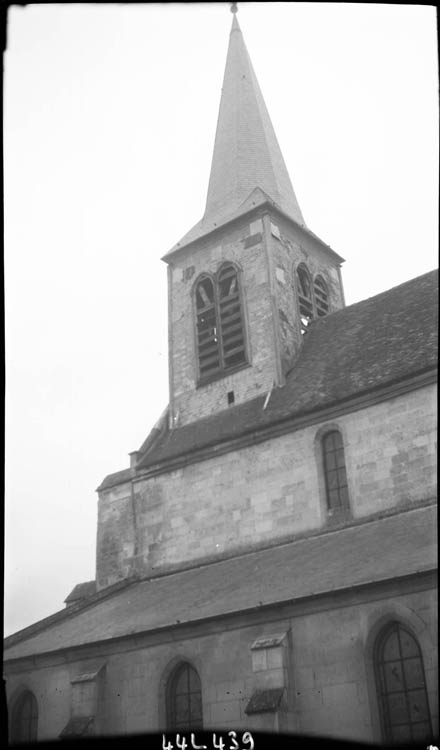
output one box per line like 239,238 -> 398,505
162,194 -> 343,264
135,366 -> 437,476
4,504 -> 435,663
4,576 -> 139,650
5,567 -> 435,666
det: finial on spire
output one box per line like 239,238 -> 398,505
230,2 -> 238,14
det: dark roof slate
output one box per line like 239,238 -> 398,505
4,504 -> 436,661
60,717 -> 94,738
134,270 -> 437,472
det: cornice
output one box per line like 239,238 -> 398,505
4,568 -> 436,670
162,200 -> 343,266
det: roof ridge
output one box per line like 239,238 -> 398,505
339,268 -> 438,313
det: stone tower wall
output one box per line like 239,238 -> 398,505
167,210 -> 344,428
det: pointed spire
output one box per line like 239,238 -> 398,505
204,11 -> 305,227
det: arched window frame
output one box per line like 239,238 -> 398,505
363,606 -> 436,744
373,621 -> 433,744
295,264 -> 331,334
321,429 -> 350,514
165,661 -> 203,731
296,263 -> 314,334
193,262 -> 248,384
10,690 -> 38,744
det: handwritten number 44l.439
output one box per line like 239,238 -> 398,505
162,732 -> 255,750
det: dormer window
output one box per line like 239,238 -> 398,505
195,263 -> 247,383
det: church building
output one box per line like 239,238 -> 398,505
4,7 -> 438,745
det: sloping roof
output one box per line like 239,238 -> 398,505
205,15 -> 304,225
164,188 -> 339,261
166,14 -> 305,256
245,688 -> 285,715
4,504 -> 436,661
132,269 -> 437,473
60,717 -> 94,738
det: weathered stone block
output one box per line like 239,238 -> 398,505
210,699 -> 242,725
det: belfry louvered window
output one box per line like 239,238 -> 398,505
195,277 -> 221,378
297,264 -> 314,333
297,264 -> 331,333
314,275 -> 329,316
195,264 -> 246,382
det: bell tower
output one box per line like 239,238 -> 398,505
163,7 -> 345,428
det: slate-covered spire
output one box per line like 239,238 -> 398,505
204,12 -> 305,226
165,9 -> 306,255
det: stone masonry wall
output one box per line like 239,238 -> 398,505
167,211 -> 344,427
96,482 -> 135,588
267,215 -> 344,375
168,214 -> 277,427
96,383 -> 436,587
5,586 -> 437,741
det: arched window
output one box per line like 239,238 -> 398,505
322,430 -> 349,511
314,275 -> 329,317
296,264 -> 314,334
166,662 -> 203,731
195,264 -> 246,382
374,622 -> 432,743
11,690 -> 38,744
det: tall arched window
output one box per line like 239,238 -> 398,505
296,264 -> 314,334
195,263 -> 246,382
322,430 -> 349,511
11,690 -> 38,744
374,622 -> 432,743
314,275 -> 329,317
166,662 -> 203,731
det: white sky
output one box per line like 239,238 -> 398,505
4,3 -> 438,636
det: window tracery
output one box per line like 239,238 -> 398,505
374,622 -> 432,743
11,690 -> 38,744
166,662 -> 203,731
296,264 -> 331,333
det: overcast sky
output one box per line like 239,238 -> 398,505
4,3 -> 438,636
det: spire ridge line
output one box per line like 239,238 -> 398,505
204,11 -> 305,228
